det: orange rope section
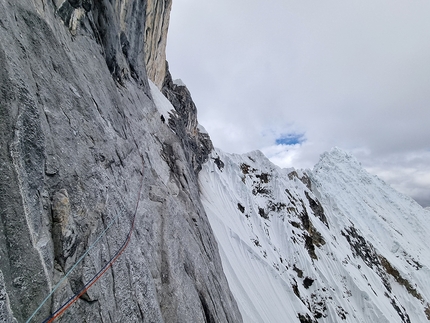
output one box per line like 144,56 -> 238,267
44,161 -> 144,322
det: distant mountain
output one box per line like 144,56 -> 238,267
199,147 -> 430,323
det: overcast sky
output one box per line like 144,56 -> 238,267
166,0 -> 430,208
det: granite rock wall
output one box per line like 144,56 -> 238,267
0,1 -> 241,322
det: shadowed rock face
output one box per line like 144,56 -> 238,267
0,1 -> 241,322
162,63 -> 214,175
53,0 -> 171,89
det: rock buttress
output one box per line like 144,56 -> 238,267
162,62 -> 214,175
0,1 -> 241,322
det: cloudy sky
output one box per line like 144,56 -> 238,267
166,0 -> 430,207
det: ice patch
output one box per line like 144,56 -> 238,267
173,78 -> 186,87
149,80 -> 174,121
197,123 -> 208,134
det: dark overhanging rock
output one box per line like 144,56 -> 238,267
54,0 -> 150,91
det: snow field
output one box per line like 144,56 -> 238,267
199,147 -> 430,323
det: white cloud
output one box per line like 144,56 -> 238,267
167,0 -> 430,207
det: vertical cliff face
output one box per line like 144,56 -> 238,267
145,0 -> 172,88
51,0 -> 171,89
0,1 -> 241,322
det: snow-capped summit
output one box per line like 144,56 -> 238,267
314,147 -> 362,171
199,147 -> 430,323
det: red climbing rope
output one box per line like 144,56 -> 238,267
43,161 -> 145,323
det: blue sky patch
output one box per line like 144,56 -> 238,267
275,134 -> 305,146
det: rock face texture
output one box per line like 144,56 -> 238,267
162,64 -> 214,175
145,0 -> 172,88
0,1 -> 241,322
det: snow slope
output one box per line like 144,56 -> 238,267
199,147 -> 430,323
149,80 -> 174,121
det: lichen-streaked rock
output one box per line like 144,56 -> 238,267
0,1 -> 241,322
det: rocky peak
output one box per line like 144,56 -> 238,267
162,63 -> 213,175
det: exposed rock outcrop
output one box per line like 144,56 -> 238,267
52,0 -> 171,90
0,270 -> 18,323
162,64 -> 214,175
145,0 -> 172,88
0,1 -> 241,322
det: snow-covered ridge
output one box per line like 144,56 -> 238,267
199,147 -> 430,323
